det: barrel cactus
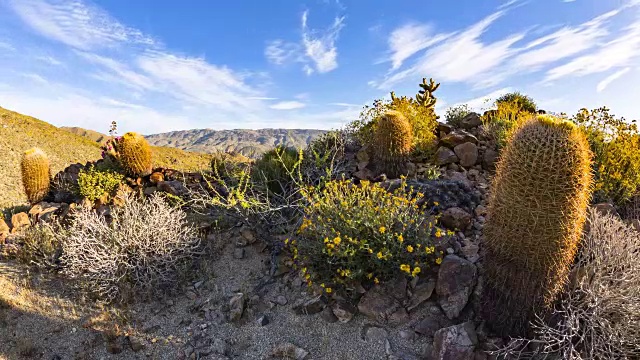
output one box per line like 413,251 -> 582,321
21,148 -> 51,204
373,110 -> 414,178
118,132 -> 152,177
481,115 -> 593,337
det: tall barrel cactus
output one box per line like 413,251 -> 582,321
481,115 -> 593,337
118,132 -> 152,177
373,110 -> 413,178
21,148 -> 51,204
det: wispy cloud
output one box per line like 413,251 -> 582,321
596,67 -> 631,92
450,87 -> 514,111
7,0 -> 156,50
21,73 -> 49,84
35,55 -> 62,66
0,41 -> 15,51
270,101 -> 306,110
386,23 -> 451,70
329,102 -> 362,107
265,10 -> 345,75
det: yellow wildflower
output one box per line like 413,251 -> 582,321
326,287 -> 332,294
374,277 -> 380,284
333,237 -> 341,246
399,264 -> 411,273
436,257 -> 443,265
406,245 -> 414,253
412,267 -> 421,277
377,251 -> 384,260
326,243 -> 335,249
379,226 -> 386,234
320,283 -> 325,288
397,234 -> 404,243
435,229 -> 443,238
434,201 -> 439,206
367,273 -> 373,279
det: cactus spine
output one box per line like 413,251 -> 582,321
481,115 -> 593,337
21,148 -> 51,204
373,110 -> 413,178
118,132 -> 152,177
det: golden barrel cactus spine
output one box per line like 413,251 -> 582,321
21,148 -> 51,204
481,115 -> 593,337
118,132 -> 152,177
373,110 -> 414,178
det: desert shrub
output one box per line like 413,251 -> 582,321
572,107 -> 640,205
302,130 -> 351,186
495,91 -> 537,114
13,224 -> 61,270
445,104 -> 472,128
481,99 -> 534,149
348,78 -> 439,157
252,146 -> 302,196
495,209 -> 640,359
289,178 -> 448,294
60,194 -> 201,302
77,165 -> 124,201
210,151 -> 252,184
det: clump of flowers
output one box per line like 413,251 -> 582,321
288,177 -> 447,294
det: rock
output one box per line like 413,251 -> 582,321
400,330 -> 416,341
407,280 -> 436,311
414,306 -> 454,337
385,179 -> 481,213
106,339 -> 123,354
432,322 -> 478,360
240,228 -> 257,244
257,314 -> 269,326
357,285 -> 409,325
149,172 -> 164,184
0,219 -> 9,240
441,207 -> 473,230
321,307 -> 339,323
157,180 -> 188,196
211,338 -> 228,355
275,295 -> 288,306
270,343 -> 309,359
631,219 -> 640,232
357,161 -> 369,171
10,212 -> 30,233
127,336 -> 145,352
453,143 -> 478,168
460,113 -> 482,130
593,203 -> 619,217
436,256 -> 477,319
354,168 -> 375,181
435,147 -> 459,166
474,205 -> 487,217
482,149 -> 498,171
229,293 -> 246,321
440,130 -> 479,148
143,186 -> 157,196
438,122 -> 454,135
293,296 -> 325,315
460,239 -> 479,263
233,248 -> 245,259
363,325 -> 388,344
332,300 -> 357,323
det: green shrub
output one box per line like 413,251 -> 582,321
210,151 -> 252,183
482,100 -> 534,149
14,224 -> 61,270
251,146 -> 301,196
445,104 -> 472,128
495,92 -> 537,114
302,130 -> 350,185
288,178 -> 448,294
572,107 -> 640,205
77,166 -> 124,201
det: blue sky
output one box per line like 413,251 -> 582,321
0,0 -> 639,135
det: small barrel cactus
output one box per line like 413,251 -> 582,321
481,115 -> 593,337
118,132 -> 152,177
21,148 -> 51,204
373,110 -> 414,178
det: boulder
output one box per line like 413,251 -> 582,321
438,122 -> 454,135
482,149 -> 499,171
432,322 -> 478,360
293,296 -> 325,315
149,172 -> 164,184
435,147 -> 459,166
406,279 -> 436,312
10,212 -> 30,234
358,285 -> 409,325
440,131 -> 478,148
453,143 -> 478,168
332,300 -> 357,323
441,207 -> 473,230
0,219 -> 9,242
460,113 -> 482,130
436,255 -> 477,319
157,180 -> 188,197
414,305 -> 453,337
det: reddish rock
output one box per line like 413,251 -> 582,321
453,143 -> 478,168
149,172 -> 164,184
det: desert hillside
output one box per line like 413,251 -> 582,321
145,128 -> 327,157
0,107 -> 214,208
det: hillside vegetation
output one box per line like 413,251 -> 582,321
0,107 -> 213,208
145,128 -> 326,158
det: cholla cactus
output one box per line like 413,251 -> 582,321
21,148 -> 51,204
415,77 -> 440,109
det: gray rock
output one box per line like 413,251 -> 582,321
432,322 -> 478,360
414,307 -> 454,337
453,143 -> 478,168
406,280 -> 436,312
441,207 -> 473,231
332,300 -> 357,323
436,256 -> 477,319
358,285 -> 409,325
482,149 -> 498,171
438,122 -> 454,135
257,314 -> 269,326
435,147 -> 459,166
293,295 -> 325,315
127,336 -> 145,352
593,203 -> 619,217
229,293 -> 246,321
363,325 -> 388,344
233,248 -> 245,259
440,130 -> 479,148
460,113 -> 482,130
275,295 -> 288,306
320,307 -> 338,323
270,343 -> 309,359
157,180 -> 188,196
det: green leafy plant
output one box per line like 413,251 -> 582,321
251,145 -> 302,196
288,178 -> 448,294
13,223 -> 61,270
77,166 -> 124,201
445,104 -> 472,128
572,107 -> 640,205
482,99 -> 534,149
495,92 -> 537,114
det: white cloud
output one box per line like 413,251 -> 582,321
7,0 -> 156,50
270,101 -> 306,110
21,73 -> 49,84
77,51 -> 155,90
386,23 -> 451,70
35,55 -> 63,66
596,67 -> 632,92
265,10 -> 345,75
450,87 -> 514,111
329,102 -> 362,107
0,41 -> 15,51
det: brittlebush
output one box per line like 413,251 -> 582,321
287,178 -> 448,294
